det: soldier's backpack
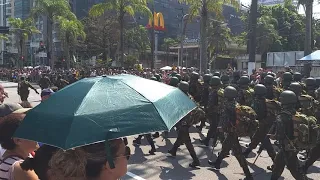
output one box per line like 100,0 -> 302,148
235,104 -> 258,137
187,107 -> 206,126
292,112 -> 320,150
243,88 -> 254,106
265,99 -> 281,123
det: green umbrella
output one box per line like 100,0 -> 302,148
14,74 -> 196,150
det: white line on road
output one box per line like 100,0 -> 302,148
126,172 -> 146,180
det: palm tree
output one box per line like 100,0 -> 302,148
57,17 -> 86,69
179,0 -> 239,72
89,0 -> 151,66
32,0 -> 76,68
207,20 -> 232,69
162,38 -> 178,65
8,18 -> 40,67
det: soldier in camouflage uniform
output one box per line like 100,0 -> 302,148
200,76 -> 221,146
169,76 -> 180,87
189,72 -> 202,102
197,74 -> 212,131
270,90 -> 307,180
242,84 -> 277,162
264,75 -> 282,100
293,72 -> 306,93
221,74 -> 230,88
281,72 -> 293,90
230,71 -> 240,89
237,76 -> 254,106
18,77 -> 39,101
303,143 -> 320,173
209,86 -> 253,180
168,81 -> 200,168
305,77 -> 317,98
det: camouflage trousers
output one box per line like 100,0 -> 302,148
20,92 -> 29,101
204,112 -> 224,145
271,149 -> 307,180
215,131 -> 251,176
248,122 -> 276,160
169,126 -> 199,163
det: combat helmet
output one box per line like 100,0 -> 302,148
169,76 -> 180,87
203,74 -> 213,84
289,82 -> 302,96
178,81 -> 189,94
154,74 -> 161,81
221,75 -> 229,84
254,84 -> 267,96
283,72 -> 293,81
210,76 -> 221,86
293,72 -> 302,82
150,76 -> 157,81
175,74 -> 182,81
306,77 -> 316,87
224,86 -> 237,99
279,90 -> 297,105
213,71 -> 221,77
264,75 -> 274,85
238,76 -> 250,85
190,71 -> 199,80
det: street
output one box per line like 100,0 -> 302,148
2,80 -> 320,180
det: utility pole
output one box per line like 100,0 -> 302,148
248,0 -> 258,75
150,3 -> 155,70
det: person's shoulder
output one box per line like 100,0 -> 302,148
13,161 -> 38,180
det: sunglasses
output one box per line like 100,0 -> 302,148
114,146 -> 131,160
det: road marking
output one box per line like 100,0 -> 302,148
126,172 -> 146,180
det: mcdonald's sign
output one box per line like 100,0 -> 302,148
146,12 -> 165,31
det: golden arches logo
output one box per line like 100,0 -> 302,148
146,12 -> 165,31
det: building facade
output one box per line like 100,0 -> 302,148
14,0 -> 32,20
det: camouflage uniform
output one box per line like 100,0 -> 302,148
18,77 -> 38,101
168,81 -> 200,168
243,85 -> 277,161
189,72 -> 202,102
209,86 -> 253,180
200,76 -> 222,146
271,90 -> 307,180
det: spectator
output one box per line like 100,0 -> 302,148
0,103 -> 38,180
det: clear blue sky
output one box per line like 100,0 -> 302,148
239,0 -> 320,18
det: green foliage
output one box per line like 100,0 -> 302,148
8,18 -> 40,67
207,19 -> 232,55
32,0 -> 75,20
237,4 -> 306,54
124,54 -> 139,68
162,38 -> 178,50
125,25 -> 150,55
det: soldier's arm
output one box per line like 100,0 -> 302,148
27,82 -> 37,91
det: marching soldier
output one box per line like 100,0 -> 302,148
200,76 -> 221,146
196,74 -> 212,131
281,72 -> 293,90
303,143 -> 320,173
243,84 -> 277,162
221,74 -> 230,88
38,73 -> 51,90
18,77 -> 39,102
208,86 -> 253,180
270,90 -> 307,180
55,75 -> 69,90
169,76 -> 180,87
305,77 -> 317,98
264,75 -> 282,100
237,76 -> 254,106
168,81 -> 200,168
189,72 -> 202,102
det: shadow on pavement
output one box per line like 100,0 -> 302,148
207,168 -> 228,180
129,145 -> 148,165
159,156 -> 196,180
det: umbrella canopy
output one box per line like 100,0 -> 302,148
14,74 -> 196,150
160,66 -> 172,70
298,50 -> 320,61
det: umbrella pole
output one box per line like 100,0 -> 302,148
105,140 -> 115,169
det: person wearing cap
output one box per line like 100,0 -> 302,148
41,88 -> 54,102
0,103 -> 38,180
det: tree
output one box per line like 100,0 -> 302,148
57,17 -> 86,69
207,19 -> 232,69
162,38 -> 178,65
179,0 -> 239,72
89,0 -> 152,67
32,0 -> 76,68
125,25 -> 150,61
8,18 -> 40,67
297,0 -> 313,55
81,14 -> 120,66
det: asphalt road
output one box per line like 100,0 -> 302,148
2,80 -> 319,180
